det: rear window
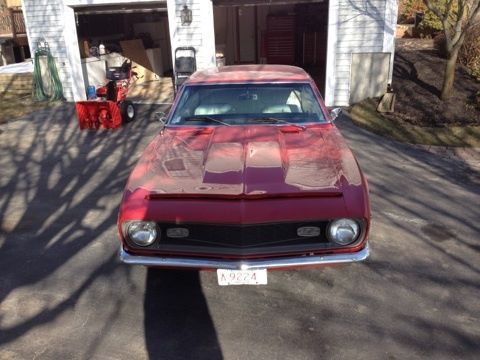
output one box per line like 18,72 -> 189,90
168,83 -> 327,126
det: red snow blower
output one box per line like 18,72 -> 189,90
75,59 -> 136,129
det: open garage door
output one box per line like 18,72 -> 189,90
74,2 -> 174,103
213,0 -> 328,94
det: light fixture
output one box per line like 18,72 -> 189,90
180,5 -> 192,26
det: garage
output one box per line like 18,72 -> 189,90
213,0 -> 328,94
21,0 -> 397,106
73,2 -> 174,103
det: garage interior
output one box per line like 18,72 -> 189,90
74,2 -> 174,103
213,0 -> 328,94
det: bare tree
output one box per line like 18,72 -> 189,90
422,0 -> 480,99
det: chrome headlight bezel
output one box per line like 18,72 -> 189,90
124,221 -> 159,247
327,218 -> 362,246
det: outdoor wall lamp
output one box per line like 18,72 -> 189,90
180,5 -> 192,26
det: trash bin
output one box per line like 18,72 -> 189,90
415,12 -> 424,27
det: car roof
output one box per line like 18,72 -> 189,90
185,65 -> 312,85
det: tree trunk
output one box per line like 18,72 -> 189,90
440,48 -> 459,100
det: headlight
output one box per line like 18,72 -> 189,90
127,221 -> 158,246
327,218 -> 360,246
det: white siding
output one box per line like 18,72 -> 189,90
22,0 -> 74,100
333,0 -> 396,106
23,0 -> 215,101
21,0 -> 396,104
167,0 -> 216,73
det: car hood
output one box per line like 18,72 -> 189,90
126,125 -> 363,199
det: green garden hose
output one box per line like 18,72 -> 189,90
32,43 -> 64,101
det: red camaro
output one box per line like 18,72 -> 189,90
118,65 -> 370,285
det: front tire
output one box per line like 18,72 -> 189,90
121,101 -> 136,123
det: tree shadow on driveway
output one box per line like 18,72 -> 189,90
0,103 -> 167,352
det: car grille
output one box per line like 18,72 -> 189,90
147,221 -> 332,256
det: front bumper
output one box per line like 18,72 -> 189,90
119,243 -> 369,270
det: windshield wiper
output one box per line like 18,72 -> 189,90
250,117 -> 306,130
184,116 -> 231,126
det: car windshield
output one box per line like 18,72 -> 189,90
168,83 -> 327,126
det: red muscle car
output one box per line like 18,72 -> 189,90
118,65 -> 370,285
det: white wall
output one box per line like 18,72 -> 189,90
350,52 -> 390,103
22,0 -> 75,100
22,0 -> 395,104
326,0 -> 397,106
167,0 -> 216,75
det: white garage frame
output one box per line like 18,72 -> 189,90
62,0 -> 171,101
22,0 -> 395,105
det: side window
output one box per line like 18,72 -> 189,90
299,85 -> 325,121
301,86 -> 318,113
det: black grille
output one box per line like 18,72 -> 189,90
148,221 -> 331,256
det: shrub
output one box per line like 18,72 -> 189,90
458,25 -> 480,78
398,0 -> 460,37
434,24 -> 480,79
433,32 -> 447,57
418,7 -> 444,32
397,0 -> 449,37
398,0 -> 427,24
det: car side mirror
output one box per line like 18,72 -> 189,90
155,111 -> 167,131
330,108 -> 342,122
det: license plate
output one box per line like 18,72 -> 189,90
217,269 -> 267,286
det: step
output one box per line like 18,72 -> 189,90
0,81 -> 33,89
0,76 -> 32,80
0,78 -> 33,84
0,89 -> 31,95
0,73 -> 33,79
0,73 -> 33,96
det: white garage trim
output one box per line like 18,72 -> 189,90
64,0 -> 164,5
324,0 -> 338,107
63,0 -> 166,101
383,0 -> 397,84
63,5 -> 85,101
22,0 -> 394,104
167,0 -> 216,78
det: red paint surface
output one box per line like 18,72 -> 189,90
76,67 -> 132,130
118,66 -> 370,261
186,65 -> 310,84
75,101 -> 122,129
118,124 -> 370,255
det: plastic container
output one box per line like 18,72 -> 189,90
87,85 -> 96,100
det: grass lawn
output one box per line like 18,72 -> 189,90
348,98 -> 480,148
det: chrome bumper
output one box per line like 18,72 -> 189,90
119,243 -> 369,270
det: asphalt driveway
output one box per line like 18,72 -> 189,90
0,104 -> 478,359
